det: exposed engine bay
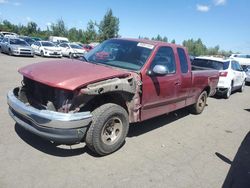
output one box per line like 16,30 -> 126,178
14,76 -> 140,119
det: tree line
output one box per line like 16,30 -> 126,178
0,9 -> 233,56
0,9 -> 119,44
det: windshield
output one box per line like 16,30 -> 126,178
10,39 -> 28,46
84,39 -> 154,71
192,59 -> 229,70
41,42 -> 55,47
70,44 -> 82,49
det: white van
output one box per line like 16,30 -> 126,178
49,36 -> 69,44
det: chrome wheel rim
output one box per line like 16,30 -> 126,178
101,117 -> 123,145
198,93 -> 206,110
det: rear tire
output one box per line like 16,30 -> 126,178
190,91 -> 207,114
225,83 -> 232,99
85,103 -> 129,156
239,80 -> 245,92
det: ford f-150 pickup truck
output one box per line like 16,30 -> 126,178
7,38 -> 219,155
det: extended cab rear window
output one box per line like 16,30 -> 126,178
192,59 -> 229,70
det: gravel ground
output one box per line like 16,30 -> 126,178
0,53 -> 250,188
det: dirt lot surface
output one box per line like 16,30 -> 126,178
0,53 -> 250,188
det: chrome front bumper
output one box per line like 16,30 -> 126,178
7,90 -> 92,144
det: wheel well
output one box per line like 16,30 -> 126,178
80,92 -> 129,113
203,86 -> 210,95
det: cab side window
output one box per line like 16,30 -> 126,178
151,46 -> 176,74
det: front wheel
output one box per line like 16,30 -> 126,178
190,91 -> 207,114
8,48 -> 12,56
69,53 -> 73,59
40,50 -> 44,57
85,103 -> 129,156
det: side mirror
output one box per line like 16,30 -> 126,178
147,65 -> 169,76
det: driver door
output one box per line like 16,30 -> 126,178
141,46 -> 182,121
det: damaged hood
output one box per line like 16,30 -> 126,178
19,60 -> 130,91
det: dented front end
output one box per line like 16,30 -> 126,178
7,74 -> 142,144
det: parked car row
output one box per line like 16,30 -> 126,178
0,35 -> 98,58
0,31 -> 99,58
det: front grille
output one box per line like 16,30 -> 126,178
23,77 -> 73,111
20,49 -> 31,52
20,52 -> 32,55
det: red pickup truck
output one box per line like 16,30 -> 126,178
7,38 -> 219,155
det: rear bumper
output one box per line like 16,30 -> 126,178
216,87 -> 228,95
7,90 -> 92,144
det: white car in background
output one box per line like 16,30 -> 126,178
31,41 -> 62,57
192,56 -> 246,98
58,43 -> 86,58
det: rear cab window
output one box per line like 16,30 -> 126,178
177,47 -> 188,73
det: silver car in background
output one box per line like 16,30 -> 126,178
0,37 -> 34,57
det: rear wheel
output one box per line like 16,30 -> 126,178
85,103 -> 129,156
225,83 -> 233,99
190,91 -> 207,114
239,80 -> 245,92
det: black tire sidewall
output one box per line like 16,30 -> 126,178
196,91 -> 207,114
190,91 -> 207,114
8,49 -> 12,56
87,103 -> 129,155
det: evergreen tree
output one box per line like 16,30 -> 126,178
98,9 -> 119,41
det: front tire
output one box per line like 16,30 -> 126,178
40,50 -> 44,57
69,53 -> 73,59
190,91 -> 207,114
85,103 -> 129,156
8,48 -> 12,56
